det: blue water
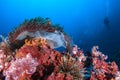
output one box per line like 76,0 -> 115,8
0,0 -> 120,61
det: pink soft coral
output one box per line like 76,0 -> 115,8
0,50 -> 6,71
91,46 -> 119,80
3,53 -> 38,80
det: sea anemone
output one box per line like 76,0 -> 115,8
8,17 -> 72,51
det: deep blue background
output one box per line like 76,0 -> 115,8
0,0 -> 120,58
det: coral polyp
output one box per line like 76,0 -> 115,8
24,38 -> 47,47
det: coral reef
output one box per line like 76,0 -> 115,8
0,17 -> 119,80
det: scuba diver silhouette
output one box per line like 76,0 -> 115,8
104,17 -> 110,29
104,0 -> 110,29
